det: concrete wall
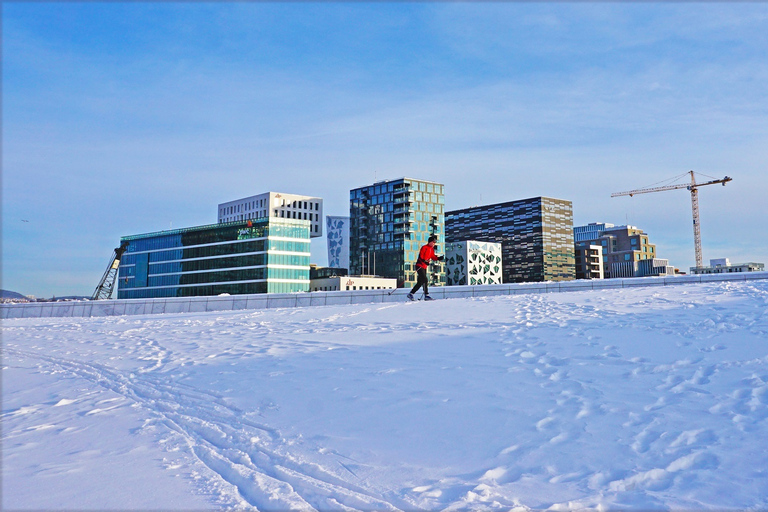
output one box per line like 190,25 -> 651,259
4,272 -> 768,320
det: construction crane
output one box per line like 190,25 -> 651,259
91,241 -> 129,300
612,171 -> 732,269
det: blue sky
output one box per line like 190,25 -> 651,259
3,2 -> 767,298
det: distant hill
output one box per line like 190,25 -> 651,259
1,289 -> 29,300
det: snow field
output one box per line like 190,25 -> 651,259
3,280 -> 768,510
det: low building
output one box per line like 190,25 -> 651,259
117,217 -> 311,299
444,241 -> 503,286
575,243 -> 604,279
310,275 -> 396,292
611,258 -> 675,278
690,258 -> 765,275
218,192 -> 323,238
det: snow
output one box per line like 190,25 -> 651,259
3,280 -> 768,510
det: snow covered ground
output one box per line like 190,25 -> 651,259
3,280 -> 768,510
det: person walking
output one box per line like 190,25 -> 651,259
408,235 -> 444,301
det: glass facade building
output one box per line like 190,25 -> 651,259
350,178 -> 445,288
446,197 -> 575,283
117,218 -> 310,299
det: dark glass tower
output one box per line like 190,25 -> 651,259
446,197 -> 575,283
350,178 -> 445,288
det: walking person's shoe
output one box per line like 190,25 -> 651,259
423,294 -> 435,301
407,293 -> 414,301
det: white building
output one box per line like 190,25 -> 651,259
690,258 -> 765,275
310,275 -> 396,292
445,240 -> 503,286
575,244 -> 604,279
218,192 -> 323,238
326,216 -> 350,269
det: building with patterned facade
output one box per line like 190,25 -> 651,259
218,192 -> 323,238
573,223 -> 673,278
445,241 -> 503,286
445,197 -> 575,283
326,216 -> 350,270
349,178 -> 445,289
117,217 -> 311,299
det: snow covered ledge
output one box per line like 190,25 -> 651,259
4,271 -> 768,320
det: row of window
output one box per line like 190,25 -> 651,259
281,199 -> 320,211
123,240 -> 265,265
121,240 -> 310,268
123,266 -> 309,289
351,181 -> 444,198
221,197 -> 268,216
132,253 -> 310,276
119,280 -> 310,299
124,223 -> 280,254
278,210 -> 319,223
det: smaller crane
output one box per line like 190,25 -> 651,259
612,171 -> 732,269
92,241 -> 129,300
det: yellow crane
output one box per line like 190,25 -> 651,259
612,170 -> 732,269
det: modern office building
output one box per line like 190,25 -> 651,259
117,217 -> 311,299
350,177 -> 445,289
218,192 -> 323,238
326,215 -> 350,270
444,241 -> 503,286
574,223 -> 615,243
445,197 -> 575,283
573,223 -> 672,278
574,243 -> 604,279
690,258 -> 765,275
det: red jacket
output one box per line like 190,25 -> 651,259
416,244 -> 439,270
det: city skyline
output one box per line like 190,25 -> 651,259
4,3 -> 767,297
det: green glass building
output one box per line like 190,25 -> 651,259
117,217 -> 310,299
350,177 -> 445,289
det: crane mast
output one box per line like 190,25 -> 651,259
92,241 -> 130,300
612,171 -> 732,269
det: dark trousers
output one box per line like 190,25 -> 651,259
410,267 -> 429,295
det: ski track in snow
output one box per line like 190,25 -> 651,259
3,281 -> 768,510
